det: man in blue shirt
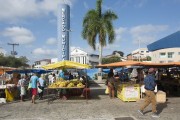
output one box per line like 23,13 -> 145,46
138,68 -> 160,118
30,73 -> 39,104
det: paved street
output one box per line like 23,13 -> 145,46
0,81 -> 180,120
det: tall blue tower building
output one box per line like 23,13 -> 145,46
57,4 -> 70,61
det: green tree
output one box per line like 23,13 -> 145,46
82,0 -> 118,67
146,56 -> 152,61
102,56 -> 121,64
0,55 -> 29,68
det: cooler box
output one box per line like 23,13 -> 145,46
156,90 -> 166,103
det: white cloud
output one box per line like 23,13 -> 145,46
46,37 -> 57,45
32,48 -> 57,56
115,27 -> 127,41
130,24 -> 168,45
0,0 -> 74,21
2,26 -> 35,44
83,2 -> 89,9
135,0 -> 147,8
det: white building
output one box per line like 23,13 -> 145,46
151,48 -> 180,63
70,48 -> 99,67
34,59 -> 51,69
131,48 -> 152,61
51,58 -> 58,64
147,31 -> 180,63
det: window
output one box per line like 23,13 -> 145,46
168,60 -> 173,63
141,51 -> 144,53
159,52 -> 166,58
70,57 -> 74,61
160,61 -> 165,63
146,51 -> 149,53
168,52 -> 174,58
178,52 -> 180,55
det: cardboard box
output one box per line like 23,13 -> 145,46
156,90 -> 166,103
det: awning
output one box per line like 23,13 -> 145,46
6,69 -> 52,74
96,61 -> 180,68
42,60 -> 91,70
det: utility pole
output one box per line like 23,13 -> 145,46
7,43 -> 19,57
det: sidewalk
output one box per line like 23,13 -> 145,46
0,81 -> 180,120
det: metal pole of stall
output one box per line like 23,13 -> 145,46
85,68 -> 88,104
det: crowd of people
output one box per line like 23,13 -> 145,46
3,69 -> 90,103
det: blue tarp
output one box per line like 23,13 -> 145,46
6,69 -> 52,74
147,31 -> 180,51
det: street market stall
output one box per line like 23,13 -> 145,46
42,60 -> 91,103
96,61 -> 180,102
2,69 -> 52,102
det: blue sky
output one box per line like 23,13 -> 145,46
0,0 -> 180,64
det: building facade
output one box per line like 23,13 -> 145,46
34,59 -> 51,69
151,48 -> 180,63
131,48 -> 152,61
147,31 -> 180,63
70,48 -> 99,67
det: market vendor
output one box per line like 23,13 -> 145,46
107,68 -> 116,99
5,77 -> 17,102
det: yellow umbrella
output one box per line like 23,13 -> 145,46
42,60 -> 91,70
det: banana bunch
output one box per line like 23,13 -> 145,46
67,82 -> 75,88
48,79 -> 83,88
48,83 -> 58,88
77,83 -> 84,87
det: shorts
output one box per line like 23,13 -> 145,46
32,88 -> 37,96
20,87 -> 26,96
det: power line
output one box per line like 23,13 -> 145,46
7,43 -> 19,57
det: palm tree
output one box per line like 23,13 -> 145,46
82,0 -> 118,68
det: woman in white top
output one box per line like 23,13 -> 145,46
18,75 -> 26,102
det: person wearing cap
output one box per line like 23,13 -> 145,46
138,68 -> 160,118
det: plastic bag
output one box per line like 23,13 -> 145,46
38,87 -> 42,93
28,82 -> 32,89
5,88 -> 14,102
105,87 -> 109,94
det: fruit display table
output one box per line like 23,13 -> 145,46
47,86 -> 85,104
47,79 -> 86,104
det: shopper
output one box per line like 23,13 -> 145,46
17,75 -> 26,102
68,72 -> 74,80
107,68 -> 116,99
138,68 -> 160,118
30,73 -> 39,104
38,74 -> 45,100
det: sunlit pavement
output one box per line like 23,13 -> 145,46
0,81 -> 180,120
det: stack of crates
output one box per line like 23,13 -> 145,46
117,84 -> 140,102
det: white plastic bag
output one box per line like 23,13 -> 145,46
38,87 -> 42,93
